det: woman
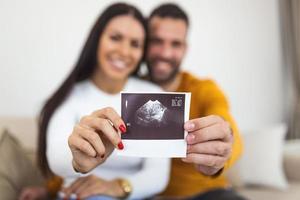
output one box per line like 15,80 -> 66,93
38,3 -> 170,200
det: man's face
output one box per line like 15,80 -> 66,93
146,16 -> 187,84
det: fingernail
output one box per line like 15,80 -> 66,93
185,122 -> 195,130
118,141 -> 124,150
119,124 -> 127,133
101,154 -> 105,158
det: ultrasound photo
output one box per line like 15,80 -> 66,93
118,92 -> 191,158
121,93 -> 185,140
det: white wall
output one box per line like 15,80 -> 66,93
0,0 -> 285,131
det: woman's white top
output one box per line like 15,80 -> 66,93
46,77 -> 170,199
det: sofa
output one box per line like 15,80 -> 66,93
0,117 -> 45,200
0,117 -> 300,200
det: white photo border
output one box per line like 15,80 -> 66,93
117,92 -> 191,158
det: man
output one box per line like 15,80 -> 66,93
146,4 -> 244,199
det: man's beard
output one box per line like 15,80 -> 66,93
146,56 -> 180,85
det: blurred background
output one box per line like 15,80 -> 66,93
0,0 -> 300,199
0,0 -> 290,130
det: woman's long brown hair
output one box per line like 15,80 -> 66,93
38,2 -> 147,177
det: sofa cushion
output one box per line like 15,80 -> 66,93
0,180 -> 16,200
230,124 -> 288,190
237,181 -> 300,200
284,139 -> 300,181
0,117 -> 38,151
0,129 -> 44,199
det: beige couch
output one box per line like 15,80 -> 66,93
228,150 -> 300,200
0,117 -> 300,200
0,117 -> 45,200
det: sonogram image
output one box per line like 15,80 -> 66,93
121,93 -> 185,140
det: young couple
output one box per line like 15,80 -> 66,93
35,2 -> 244,200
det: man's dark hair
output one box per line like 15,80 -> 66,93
149,3 -> 189,26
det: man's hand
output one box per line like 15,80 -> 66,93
182,115 -> 233,176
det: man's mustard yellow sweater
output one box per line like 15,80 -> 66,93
161,71 -> 243,197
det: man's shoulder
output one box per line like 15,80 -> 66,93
179,71 -> 219,91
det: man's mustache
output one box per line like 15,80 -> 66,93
151,57 -> 176,66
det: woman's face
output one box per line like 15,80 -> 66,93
97,15 -> 145,80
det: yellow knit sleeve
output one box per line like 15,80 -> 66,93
201,80 -> 243,173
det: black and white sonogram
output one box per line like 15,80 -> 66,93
121,93 -> 186,140
135,100 -> 168,128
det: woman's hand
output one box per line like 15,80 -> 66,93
62,175 -> 125,199
68,107 -> 127,173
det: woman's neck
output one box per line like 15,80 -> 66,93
91,69 -> 127,94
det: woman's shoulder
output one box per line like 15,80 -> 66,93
73,80 -> 92,95
59,80 -> 91,107
127,77 -> 162,92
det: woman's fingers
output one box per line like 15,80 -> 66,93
92,107 -> 126,134
68,107 -> 126,173
63,176 -> 105,199
75,176 -> 98,195
93,118 -> 123,149
68,133 -> 97,157
79,107 -> 126,150
74,124 -> 106,156
65,176 -> 90,196
79,117 -> 123,149
78,184 -> 103,199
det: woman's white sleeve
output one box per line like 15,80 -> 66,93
124,158 -> 171,199
46,101 -> 80,179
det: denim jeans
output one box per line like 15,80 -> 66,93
84,196 -> 116,200
57,195 -> 116,200
188,189 -> 247,200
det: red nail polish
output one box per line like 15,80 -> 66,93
119,124 -> 126,133
118,141 -> 124,150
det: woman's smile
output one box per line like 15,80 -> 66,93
107,55 -> 130,71
97,15 -> 145,81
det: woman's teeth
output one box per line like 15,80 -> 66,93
111,60 -> 126,69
